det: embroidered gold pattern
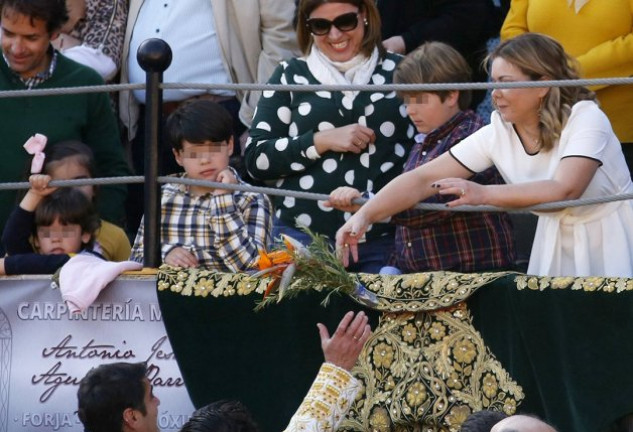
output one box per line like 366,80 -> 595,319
352,272 -> 512,312
157,268 -> 524,431
158,264 -> 268,297
515,275 -> 633,293
339,305 -> 523,432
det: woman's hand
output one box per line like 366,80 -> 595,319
324,187 -> 363,213
335,212 -> 370,267
314,124 -> 376,155
432,178 -> 488,207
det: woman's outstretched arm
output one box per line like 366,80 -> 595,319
335,152 -> 471,266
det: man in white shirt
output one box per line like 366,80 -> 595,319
119,0 -> 299,233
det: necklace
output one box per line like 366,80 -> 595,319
515,125 -> 542,153
524,136 -> 542,152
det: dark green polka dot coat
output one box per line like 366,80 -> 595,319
245,53 -> 415,240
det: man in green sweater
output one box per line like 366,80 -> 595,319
0,0 -> 130,250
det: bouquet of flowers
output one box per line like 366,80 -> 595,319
250,228 -> 378,310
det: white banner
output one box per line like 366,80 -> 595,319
0,276 -> 194,431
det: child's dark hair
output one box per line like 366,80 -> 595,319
43,140 -> 96,178
165,99 -> 234,151
34,188 -> 101,250
19,140 -> 98,203
394,41 -> 473,110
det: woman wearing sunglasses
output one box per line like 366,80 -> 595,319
245,0 -> 414,273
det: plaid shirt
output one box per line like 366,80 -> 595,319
389,110 -> 516,273
3,49 -> 58,89
131,171 -> 273,271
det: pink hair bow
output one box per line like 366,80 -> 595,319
23,133 -> 48,174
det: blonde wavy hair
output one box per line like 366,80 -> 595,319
487,33 -> 596,151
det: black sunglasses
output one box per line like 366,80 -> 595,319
305,12 -> 360,36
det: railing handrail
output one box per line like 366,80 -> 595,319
1,76 -> 632,99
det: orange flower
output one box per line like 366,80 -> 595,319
267,250 -> 294,266
256,248 -> 294,272
257,249 -> 273,270
254,245 -> 296,299
252,235 -> 310,301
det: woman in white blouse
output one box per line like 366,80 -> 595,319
336,33 -> 633,277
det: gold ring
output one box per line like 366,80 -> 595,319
460,188 -> 465,197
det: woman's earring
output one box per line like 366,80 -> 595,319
364,18 -> 368,26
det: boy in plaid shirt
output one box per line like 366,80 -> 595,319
329,42 -> 515,273
131,100 -> 272,271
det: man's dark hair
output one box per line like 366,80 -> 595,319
165,99 -> 234,151
77,362 -> 148,432
460,410 -> 508,432
180,400 -> 260,432
0,0 -> 68,34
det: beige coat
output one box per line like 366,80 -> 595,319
119,0 -> 300,140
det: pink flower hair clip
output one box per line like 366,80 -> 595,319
23,133 -> 48,174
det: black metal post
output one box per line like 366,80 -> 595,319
137,39 -> 172,267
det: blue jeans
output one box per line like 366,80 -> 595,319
272,219 -> 393,274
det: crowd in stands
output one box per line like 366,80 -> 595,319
0,0 -> 633,276
1,0 -> 633,429
1,0 -> 631,278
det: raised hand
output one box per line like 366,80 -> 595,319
317,311 -> 372,371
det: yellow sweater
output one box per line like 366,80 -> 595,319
96,220 -> 131,262
501,0 -> 633,143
